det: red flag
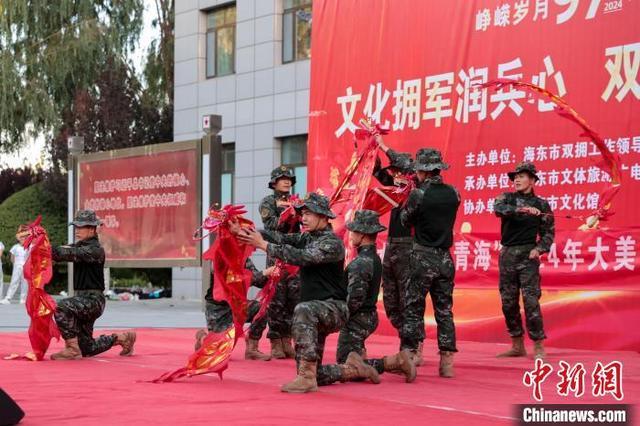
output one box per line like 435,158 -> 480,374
330,119 -> 386,262
153,205 -> 254,382
362,182 -> 415,216
152,328 -> 235,383
5,216 -> 60,361
254,261 -> 299,322
254,197 -> 302,321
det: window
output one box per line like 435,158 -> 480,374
280,135 -> 307,196
206,5 -> 236,78
221,143 -> 235,205
282,0 -> 312,63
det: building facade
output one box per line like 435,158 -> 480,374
173,0 -> 312,298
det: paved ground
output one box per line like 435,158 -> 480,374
0,298 -> 205,332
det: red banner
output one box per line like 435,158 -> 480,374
78,148 -> 199,262
309,0 -> 640,291
309,0 -> 640,350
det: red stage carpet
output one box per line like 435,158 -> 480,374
1,329 -> 637,425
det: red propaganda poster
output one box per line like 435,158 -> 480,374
77,144 -> 200,265
308,0 -> 640,350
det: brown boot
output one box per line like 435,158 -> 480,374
281,337 -> 296,359
281,360 -> 318,393
383,350 -> 417,383
194,329 -> 207,351
439,351 -> 454,378
271,338 -> 286,359
497,336 -> 527,358
342,352 -> 380,384
533,340 -> 546,360
116,331 -> 136,356
50,338 -> 82,360
409,342 -> 424,366
245,338 -> 271,361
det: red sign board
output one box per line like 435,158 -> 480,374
78,147 -> 199,264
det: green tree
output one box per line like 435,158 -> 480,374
0,0 -> 144,152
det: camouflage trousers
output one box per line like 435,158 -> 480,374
400,244 -> 457,352
499,244 -> 546,341
336,310 -> 379,364
382,240 -> 413,346
267,274 -> 301,339
204,298 -> 267,340
292,299 -> 348,374
54,291 -> 117,357
317,310 -> 384,386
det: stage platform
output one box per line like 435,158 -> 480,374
1,329 -> 637,425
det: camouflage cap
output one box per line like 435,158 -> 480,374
294,192 -> 336,218
508,161 -> 539,182
70,210 -> 102,227
385,152 -> 415,174
346,209 -> 387,234
414,148 -> 449,172
268,165 -> 297,189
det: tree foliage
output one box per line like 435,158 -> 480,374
0,0 -> 144,152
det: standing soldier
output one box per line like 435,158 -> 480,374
49,210 -> 136,360
194,258 -> 275,361
258,166 -> 301,359
494,161 -> 554,360
400,149 -> 460,378
317,210 -> 416,387
372,136 -> 416,357
238,193 -> 373,393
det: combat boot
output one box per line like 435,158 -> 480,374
282,337 -> 296,359
342,352 -> 380,384
533,340 -> 546,360
245,338 -> 271,361
410,342 -> 424,366
271,338 -> 286,359
51,338 -> 82,360
439,351 -> 454,378
383,350 -> 417,383
496,336 -> 527,358
194,329 -> 207,351
281,360 -> 318,393
115,331 -> 136,356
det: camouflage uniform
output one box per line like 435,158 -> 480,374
204,258 -> 268,339
259,166 -> 301,341
373,149 -> 414,347
495,162 -> 555,341
52,211 -> 116,357
400,149 -> 460,354
317,210 -> 387,386
261,193 -> 347,368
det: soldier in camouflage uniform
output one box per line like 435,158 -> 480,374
372,135 -> 417,354
237,193 -> 378,393
400,149 -> 460,378
494,161 -> 554,360
194,258 -> 275,361
49,210 -> 136,360
316,210 -> 416,387
258,166 -> 301,359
